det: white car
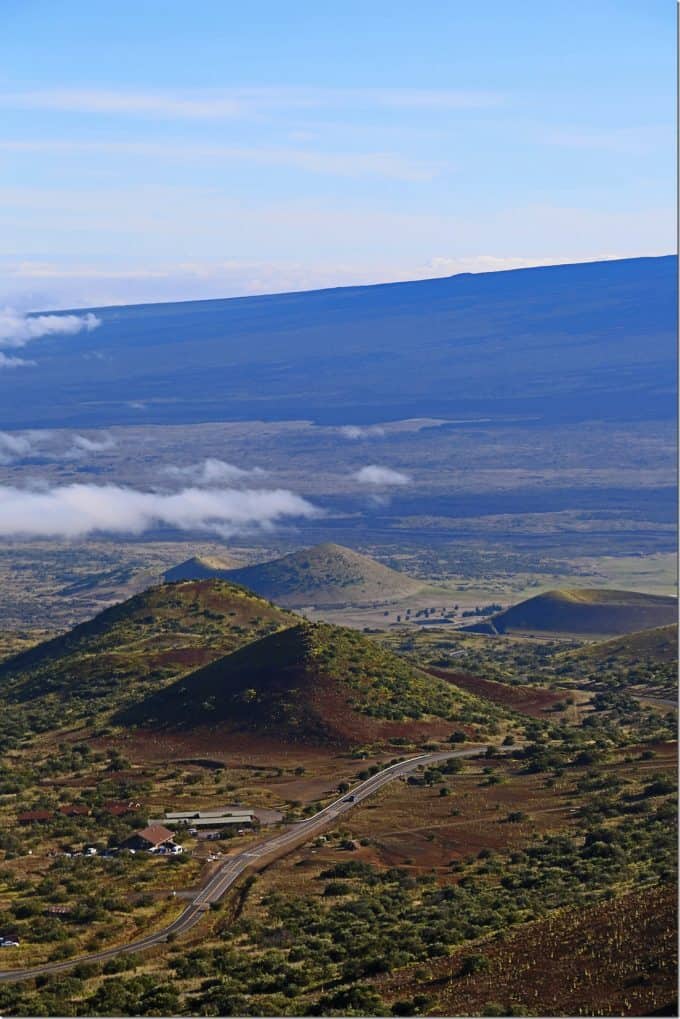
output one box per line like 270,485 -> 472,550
0,939 -> 19,947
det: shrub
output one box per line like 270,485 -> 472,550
460,953 -> 489,976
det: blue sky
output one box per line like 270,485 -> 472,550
0,0 -> 674,309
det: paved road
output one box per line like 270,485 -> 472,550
0,746 -> 489,982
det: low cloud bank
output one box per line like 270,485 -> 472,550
0,431 -> 34,464
0,430 -> 114,463
0,483 -> 319,539
338,425 -> 386,441
0,308 -> 101,368
70,433 -> 116,454
163,458 -> 265,486
354,464 -> 411,486
0,308 -> 101,348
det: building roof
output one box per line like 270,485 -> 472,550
165,809 -> 253,820
59,805 -> 91,816
150,815 -> 253,828
135,825 -> 175,846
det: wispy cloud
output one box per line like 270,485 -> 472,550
0,86 -> 503,120
354,465 -> 411,486
0,89 -> 245,119
0,483 -> 319,539
0,139 -> 439,182
0,352 -> 35,369
163,458 -> 265,486
542,125 -> 668,155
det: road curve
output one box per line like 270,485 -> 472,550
0,746 -> 489,982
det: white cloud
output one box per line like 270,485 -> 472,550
354,465 -> 411,486
0,307 -> 100,349
163,458 -> 265,485
0,483 -> 319,539
339,425 -> 386,441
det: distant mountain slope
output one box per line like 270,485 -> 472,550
116,621 -> 496,746
560,623 -> 678,668
465,589 -> 676,636
0,580 -> 293,725
164,555 -> 239,582
0,256 -> 675,429
216,543 -> 424,607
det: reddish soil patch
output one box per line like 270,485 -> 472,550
146,647 -> 217,671
429,668 -> 565,717
333,763 -> 579,871
376,884 -> 677,1017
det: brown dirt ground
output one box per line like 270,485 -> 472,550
375,884 -> 677,1018
428,668 -> 569,717
236,744 -> 677,879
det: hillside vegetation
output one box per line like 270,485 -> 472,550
467,588 -> 676,636
559,623 -> 678,667
219,543 -> 424,607
117,621 -> 498,746
0,580 -> 293,735
552,623 -> 678,701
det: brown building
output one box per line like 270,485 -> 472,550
59,805 -> 91,817
123,825 -> 175,851
44,905 -> 73,918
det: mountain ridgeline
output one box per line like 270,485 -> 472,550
0,256 -> 675,429
0,580 -> 294,729
165,543 -> 424,607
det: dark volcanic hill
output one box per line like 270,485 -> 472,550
163,555 -> 239,582
0,256 -> 674,429
0,580 -> 294,722
465,589 -> 677,637
217,543 -> 424,607
116,621 -> 492,746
